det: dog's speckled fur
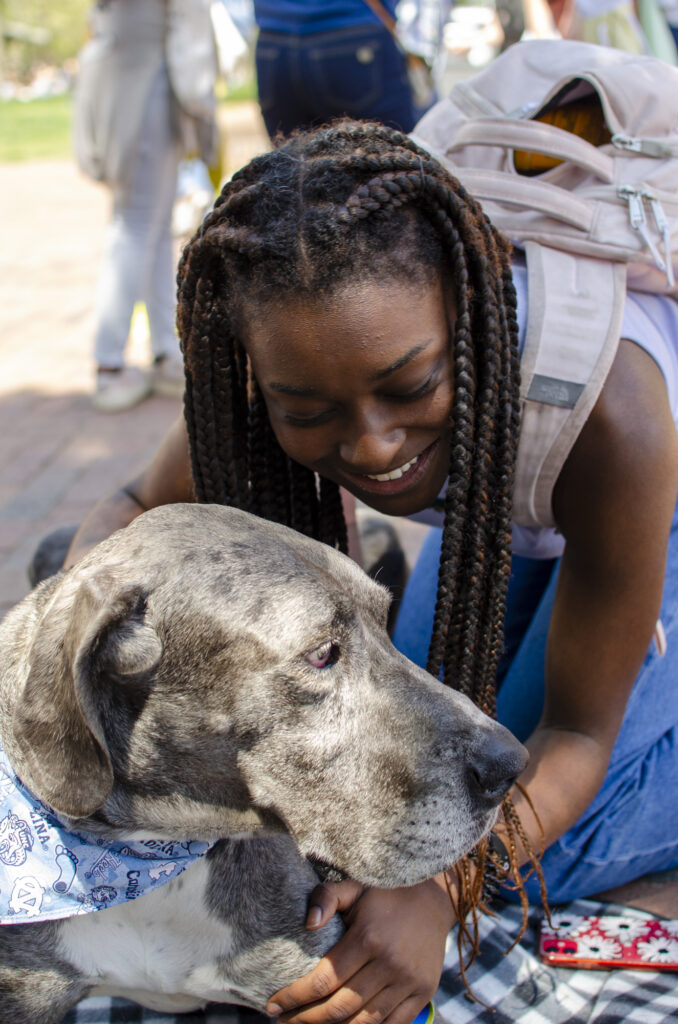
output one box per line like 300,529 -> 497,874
0,504 -> 526,1022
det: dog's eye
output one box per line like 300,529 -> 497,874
307,641 -> 339,669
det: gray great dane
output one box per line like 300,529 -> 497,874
0,504 -> 527,1023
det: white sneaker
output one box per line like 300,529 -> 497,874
93,366 -> 151,412
150,355 -> 185,398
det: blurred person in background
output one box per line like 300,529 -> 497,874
253,0 -> 451,138
547,0 -> 677,59
663,0 -> 678,46
74,0 -> 219,412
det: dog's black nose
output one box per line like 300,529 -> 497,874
467,728 -> 528,805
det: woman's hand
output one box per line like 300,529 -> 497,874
266,875 -> 456,1024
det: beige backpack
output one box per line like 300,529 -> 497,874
411,39 -> 678,530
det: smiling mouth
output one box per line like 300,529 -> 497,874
366,454 -> 420,482
342,439 -> 440,497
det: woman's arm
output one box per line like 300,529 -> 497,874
64,416 -> 195,567
503,338 -> 678,857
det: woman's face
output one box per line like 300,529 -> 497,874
245,277 -> 455,518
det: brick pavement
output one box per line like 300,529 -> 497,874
0,160 -> 176,618
0,102 -> 272,620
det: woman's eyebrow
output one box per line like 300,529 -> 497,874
368,342 -> 430,382
267,342 -> 431,396
268,381 -> 320,397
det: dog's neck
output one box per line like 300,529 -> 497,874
0,738 -> 217,924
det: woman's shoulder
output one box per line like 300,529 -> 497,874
552,335 -> 678,546
511,253 -> 678,425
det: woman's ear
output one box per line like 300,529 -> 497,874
12,569 -> 162,819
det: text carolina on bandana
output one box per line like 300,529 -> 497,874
0,739 -> 216,924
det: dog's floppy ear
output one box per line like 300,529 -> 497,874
12,568 -> 163,819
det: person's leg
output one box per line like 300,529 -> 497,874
27,525 -> 78,588
392,526 -> 556,711
256,32 -> 316,137
495,555 -> 558,693
523,726 -> 678,904
93,68 -> 180,409
140,72 -> 182,364
94,68 -> 179,368
93,186 -> 141,372
391,526 -> 441,670
303,23 -> 420,132
494,558 -> 559,741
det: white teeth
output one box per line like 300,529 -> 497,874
366,455 -> 419,482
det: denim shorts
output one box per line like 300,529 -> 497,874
255,23 -> 423,137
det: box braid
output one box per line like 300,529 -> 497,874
177,120 -> 545,935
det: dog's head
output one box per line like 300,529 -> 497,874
5,504 -> 527,888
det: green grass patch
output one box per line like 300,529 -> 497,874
216,72 -> 258,104
0,76 -> 259,163
0,94 -> 74,162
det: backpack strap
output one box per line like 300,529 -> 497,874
447,118 -> 616,182
513,243 -> 627,529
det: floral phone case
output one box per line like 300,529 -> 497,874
538,911 -> 678,971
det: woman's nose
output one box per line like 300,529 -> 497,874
338,407 -> 406,471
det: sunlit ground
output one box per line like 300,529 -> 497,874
0,98 -> 270,616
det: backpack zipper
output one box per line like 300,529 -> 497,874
648,194 -> 675,289
612,134 -> 678,159
618,185 -> 675,287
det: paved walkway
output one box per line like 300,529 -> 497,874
0,102 -> 272,620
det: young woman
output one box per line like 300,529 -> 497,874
64,121 -> 678,1024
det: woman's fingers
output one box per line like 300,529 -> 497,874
273,970 -> 428,1024
268,880 -> 453,1023
267,928 -> 369,1016
306,880 -> 366,929
267,929 -> 431,1023
275,974 -> 384,1024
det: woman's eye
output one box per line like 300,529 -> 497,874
284,411 -> 333,428
386,371 -> 439,403
307,641 -> 339,669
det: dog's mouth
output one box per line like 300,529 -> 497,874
308,857 -> 349,884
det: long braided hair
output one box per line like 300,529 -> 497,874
177,120 -> 544,943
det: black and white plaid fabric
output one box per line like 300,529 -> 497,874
62,899 -> 678,1024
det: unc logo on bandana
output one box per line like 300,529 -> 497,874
0,739 -> 216,925
0,811 -> 34,867
78,884 -> 117,911
9,875 -> 45,918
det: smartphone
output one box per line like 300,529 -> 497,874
538,911 -> 678,971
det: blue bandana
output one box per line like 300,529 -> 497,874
0,739 -> 216,924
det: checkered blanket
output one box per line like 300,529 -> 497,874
62,898 -> 677,1024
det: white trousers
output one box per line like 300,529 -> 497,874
94,67 -> 181,369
